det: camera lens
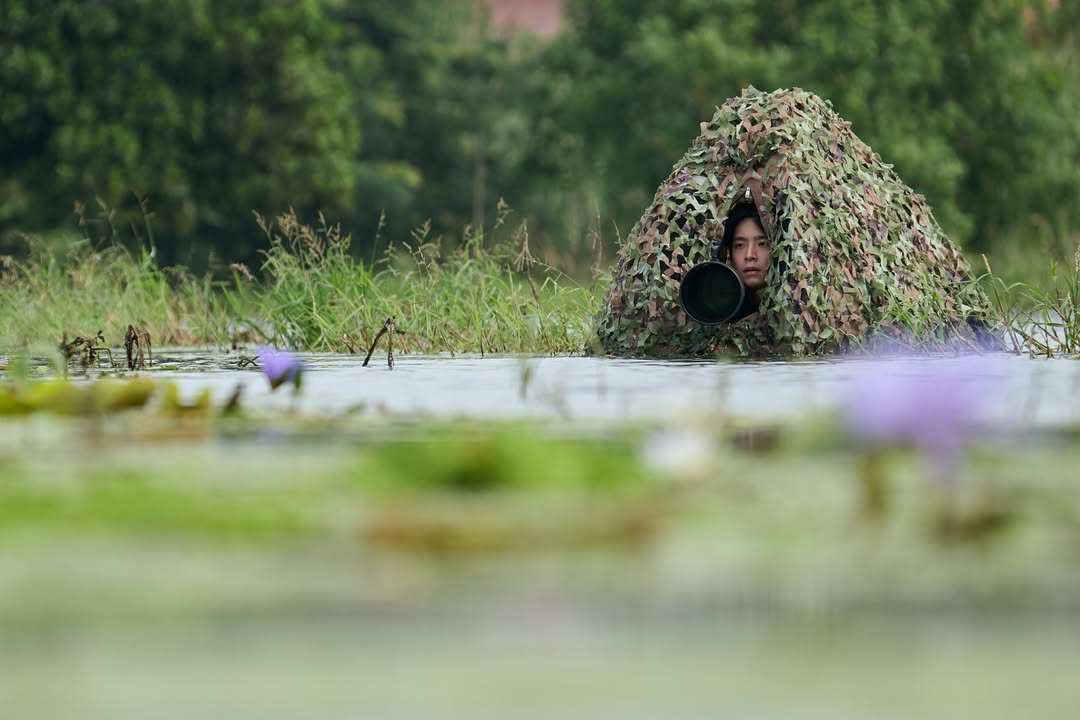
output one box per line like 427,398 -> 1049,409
679,261 -> 746,324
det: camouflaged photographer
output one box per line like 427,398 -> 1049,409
595,87 -> 999,357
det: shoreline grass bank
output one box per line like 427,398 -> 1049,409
2,211 -> 1078,358
0,211 -> 603,356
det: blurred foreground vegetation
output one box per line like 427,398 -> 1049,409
2,374 -> 1080,622
2,0 -> 1078,273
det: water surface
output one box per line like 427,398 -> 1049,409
155,351 -> 1080,426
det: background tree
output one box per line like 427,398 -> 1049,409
510,0 -> 784,253
757,0 -> 1080,250
517,0 -> 1080,258
0,0 -> 360,264
347,3 -> 540,253
0,0 -> 1077,272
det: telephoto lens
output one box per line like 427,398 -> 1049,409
679,261 -> 746,324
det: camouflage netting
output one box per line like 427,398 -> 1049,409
595,87 -> 998,357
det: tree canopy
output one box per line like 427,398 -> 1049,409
1,0 -> 1077,267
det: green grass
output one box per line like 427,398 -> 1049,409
0,238 -> 227,349
980,248 -> 1080,357
0,210 -> 603,355
2,209 -> 1078,357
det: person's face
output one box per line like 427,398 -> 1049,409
728,217 -> 771,290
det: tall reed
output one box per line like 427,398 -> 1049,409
211,209 -> 598,354
0,238 -> 226,350
981,243 -> 1080,357
0,210 -> 602,355
6,208 -> 1074,359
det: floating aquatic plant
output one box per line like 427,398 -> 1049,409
124,324 -> 152,370
256,346 -> 304,393
362,316 -> 402,369
59,331 -> 114,369
841,354 -> 1000,517
0,377 -> 157,416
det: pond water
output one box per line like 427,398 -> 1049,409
5,350 -> 1080,720
157,350 -> 1080,426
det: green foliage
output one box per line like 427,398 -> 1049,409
1,0 -> 1077,271
523,0 -> 1080,255
326,1 -> 469,234
0,413 -> 657,546
1,0 -> 360,259
518,0 -> 784,238
352,424 -> 647,494
0,210 -> 601,354
0,465 -> 311,539
230,209 -> 598,353
0,377 -> 157,416
0,235 -> 225,348
981,248 -> 1080,357
766,0 -> 1080,250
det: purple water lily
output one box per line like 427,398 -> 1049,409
841,355 -> 1000,482
256,346 -> 304,392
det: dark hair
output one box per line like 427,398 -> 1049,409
720,202 -> 764,259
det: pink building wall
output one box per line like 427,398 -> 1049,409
484,0 -> 563,37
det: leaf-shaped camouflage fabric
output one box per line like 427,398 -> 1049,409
595,87 -> 998,357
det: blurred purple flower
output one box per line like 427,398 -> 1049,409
256,346 -> 304,392
842,355 -> 1000,480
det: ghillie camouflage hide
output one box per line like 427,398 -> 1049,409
595,87 -> 997,357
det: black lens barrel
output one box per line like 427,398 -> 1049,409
679,261 -> 746,325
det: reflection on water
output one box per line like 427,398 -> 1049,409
154,351 -> 1080,426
